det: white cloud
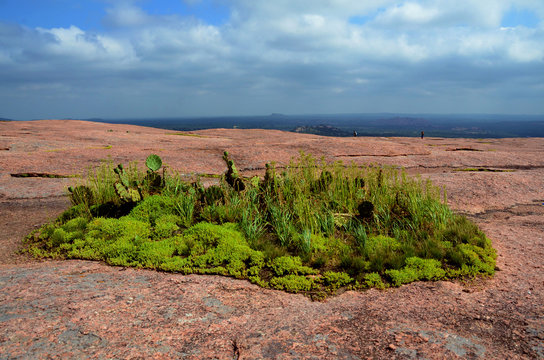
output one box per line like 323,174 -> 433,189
104,3 -> 151,27
0,0 -> 543,119
375,2 -> 441,25
34,25 -> 137,66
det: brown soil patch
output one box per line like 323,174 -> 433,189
1,120 -> 543,359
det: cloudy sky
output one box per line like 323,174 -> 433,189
0,0 -> 543,119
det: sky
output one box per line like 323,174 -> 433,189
0,0 -> 543,120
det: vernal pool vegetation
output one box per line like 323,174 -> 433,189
25,152 -> 496,299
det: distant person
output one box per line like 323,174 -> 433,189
421,131 -> 424,139
353,130 -> 358,137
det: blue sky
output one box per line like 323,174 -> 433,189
0,0 -> 543,119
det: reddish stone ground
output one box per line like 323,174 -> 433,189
0,120 -> 543,359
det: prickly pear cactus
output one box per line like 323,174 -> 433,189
146,154 -> 162,172
222,151 -> 245,191
113,164 -> 130,188
115,182 -> 141,203
142,154 -> 164,193
113,162 -> 142,203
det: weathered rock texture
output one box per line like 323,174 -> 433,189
1,120 -> 543,359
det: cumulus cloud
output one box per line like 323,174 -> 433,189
0,0 -> 543,119
103,3 -> 151,27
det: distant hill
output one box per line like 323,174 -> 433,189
82,113 -> 544,138
371,117 -> 431,127
0,118 -> 12,122
292,124 -> 351,137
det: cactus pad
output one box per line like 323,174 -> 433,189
115,183 -> 141,203
146,154 -> 162,172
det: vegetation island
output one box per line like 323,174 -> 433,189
25,152 -> 496,299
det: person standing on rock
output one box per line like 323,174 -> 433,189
421,131 -> 424,139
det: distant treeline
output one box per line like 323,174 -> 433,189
88,113 -> 544,138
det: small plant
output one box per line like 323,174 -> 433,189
68,185 -> 94,207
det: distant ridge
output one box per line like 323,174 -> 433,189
293,124 -> 351,137
80,113 -> 544,138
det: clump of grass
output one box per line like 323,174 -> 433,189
24,152 -> 496,298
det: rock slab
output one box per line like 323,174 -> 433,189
1,120 -> 543,359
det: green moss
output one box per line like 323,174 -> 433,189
136,238 -> 178,269
363,235 -> 404,272
363,272 -> 386,289
57,204 -> 88,223
87,217 -> 151,242
88,145 -> 112,150
386,267 -> 418,286
386,257 -> 445,287
153,214 -> 180,239
181,222 -> 265,277
448,243 -> 496,276
269,256 -> 318,276
196,173 -> 222,179
321,271 -> 353,290
50,228 -> 69,247
61,217 -> 88,232
101,237 -> 141,267
311,234 -> 350,257
270,274 -> 316,292
128,195 -> 177,225
406,257 -> 445,280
